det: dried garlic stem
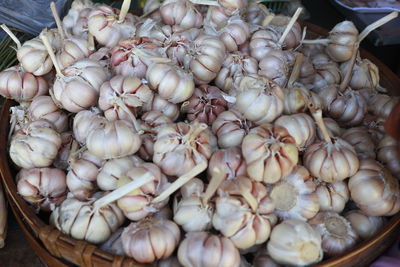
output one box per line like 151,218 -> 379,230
39,30 -> 64,76
113,98 -> 142,133
131,48 -> 171,63
262,14 -> 275,27
50,2 -> 65,39
358,12 -> 398,42
339,47 -> 358,91
93,172 -> 155,210
67,140 -> 79,164
153,161 -> 207,203
301,39 -> 330,45
190,0 -> 220,6
309,104 -> 332,144
118,0 -> 132,23
88,33 -> 95,51
278,7 -> 303,46
0,182 -> 7,248
202,167 -> 225,205
1,24 -> 21,49
287,53 -> 304,87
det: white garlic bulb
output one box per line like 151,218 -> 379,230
345,210 -> 385,240
316,180 -> 349,213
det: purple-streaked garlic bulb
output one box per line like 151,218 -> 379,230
326,21 -> 358,62
312,53 -> 341,91
258,50 -> 294,87
67,147 -> 104,200
242,124 -> 298,183
235,75 -> 284,124
10,119 -> 62,169
160,0 -> 202,32
377,136 -> 400,178
73,108 -> 107,145
52,59 -> 109,113
206,6 -> 234,28
349,158 -> 400,216
181,85 -> 227,125
153,121 -> 214,176
345,210 -> 385,240
340,57 -> 380,91
54,131 -> 74,170
267,219 -> 323,266
50,193 -> 125,244
16,168 -> 67,211
319,86 -> 367,126
316,117 -> 342,140
98,75 -> 153,121
97,155 -> 143,191
249,28 -> 280,62
215,52 -> 258,93
86,119 -> 142,160
143,94 -> 180,121
341,126 -> 376,159
213,176 -> 276,249
368,93 -> 399,119
138,111 -> 172,161
178,232 -> 240,267
268,166 -> 319,220
117,163 -> 170,220
275,113 -> 316,150
88,5 -> 137,48
246,2 -> 270,25
309,212 -> 358,256
146,62 -> 194,103
304,108 -> 359,183
17,29 -> 61,75
298,56 -> 316,86
208,147 -> 247,181
28,95 -> 68,133
212,109 -> 254,148
0,65 -> 48,103
282,84 -> 321,115
62,0 -> 95,38
315,180 -> 349,213
99,228 -> 125,256
122,218 -> 181,263
269,15 -> 302,49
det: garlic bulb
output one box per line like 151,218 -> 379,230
213,176 -> 276,249
282,84 -> 321,115
50,193 -> 125,244
28,95 -> 68,133
100,228 -> 125,256
219,0 -> 248,11
146,62 -> 194,103
181,85 -> 227,125
86,119 -> 142,160
143,94 -> 180,121
160,0 -> 203,32
117,163 -> 170,220
208,147 -> 247,181
122,218 -> 181,263
316,117 -> 342,140
178,232 -> 240,267
298,56 -> 316,86
258,50 -> 294,87
16,168 -> 67,211
253,250 -> 280,267
326,21 -> 358,62
267,219 -> 323,266
270,15 -> 302,49
212,109 -> 254,148
52,59 -> 109,113
312,53 -> 341,90
340,57 -> 379,90
275,113 -> 316,150
242,124 -> 298,183
10,119 -> 62,169
249,29 -> 280,62
316,180 -> 349,213
377,136 -> 400,178
345,210 -> 385,240
235,75 -> 284,124
309,212 -> 358,256
88,5 -> 137,48
98,75 -> 153,121
153,122 -> 214,176
246,2 -> 269,25
269,166 -> 319,220
53,131 -> 74,170
73,108 -> 107,145
57,37 -> 92,69
0,65 -> 48,103
17,29 -> 61,75
368,94 -> 399,119
341,126 -> 376,159
97,155 -> 143,191
349,158 -> 400,216
62,0 -> 94,39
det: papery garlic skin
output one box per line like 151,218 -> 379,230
342,126 -> 376,159
377,135 -> 400,178
249,29 -> 280,62
326,21 -> 358,62
29,96 -> 68,133
312,54 -> 341,90
62,0 -> 94,39
282,84 -> 321,115
208,147 -> 247,181
143,94 -> 180,121
178,232 -> 240,267
267,219 -> 323,266
0,66 -> 48,103
316,180 -> 349,213
345,210 -> 385,240
242,124 -> 298,183
316,117 -> 342,140
275,113 -> 316,150
258,50 -> 294,88
73,108 -> 107,145
122,218 -> 181,263
86,120 -> 141,160
368,94 -> 399,119
160,0 -> 203,32
10,119 -> 62,169
17,168 -> 67,211
99,228 -> 125,256
53,131 -> 74,171
57,37 -> 92,69
309,212 -> 358,256
348,159 -> 400,216
50,194 -> 125,244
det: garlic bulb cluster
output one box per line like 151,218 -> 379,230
377,135 -> 400,178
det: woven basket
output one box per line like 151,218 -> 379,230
1,21 -> 400,267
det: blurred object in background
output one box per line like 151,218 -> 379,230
282,0 -> 310,19
336,0 -> 400,12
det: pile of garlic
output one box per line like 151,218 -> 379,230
2,0 -> 400,266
